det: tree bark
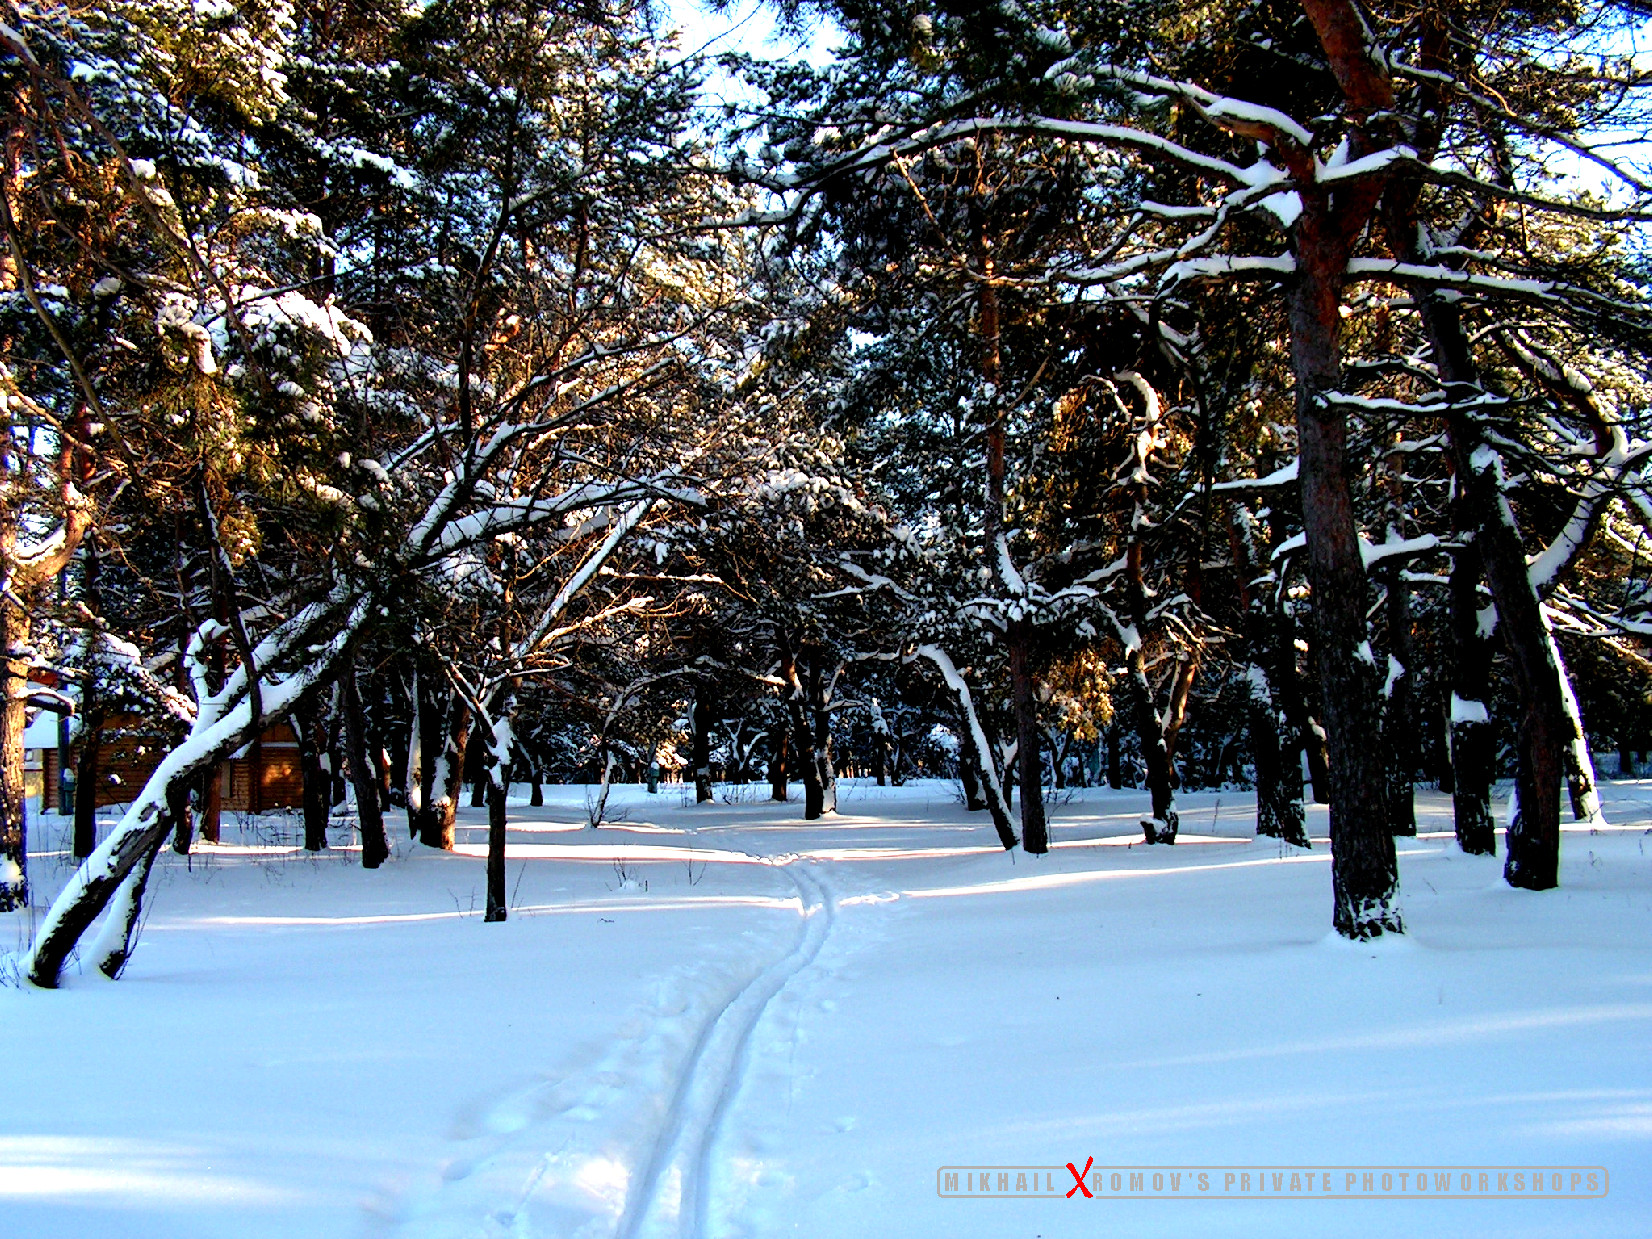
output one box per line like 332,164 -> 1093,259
72,706 -> 104,859
469,717 -> 488,808
342,656 -> 389,868
1125,647 -> 1180,845
485,689 -> 515,923
326,688 -> 349,807
422,694 -> 468,851
789,692 -> 823,819
870,702 -> 888,787
781,641 -> 837,820
94,825 -> 167,979
199,763 -> 222,844
768,719 -> 788,801
0,603 -> 31,908
1448,525 -> 1497,855
166,777 -> 193,856
295,700 -> 330,852
1374,7 -> 1572,885
1424,309 -> 1567,887
72,537 -> 104,858
1232,511 -> 1309,846
1382,569 -> 1417,837
245,731 -> 264,816
692,686 -> 714,803
28,811 -> 172,987
404,667 -> 425,838
1008,620 -> 1048,853
1287,235 -> 1400,937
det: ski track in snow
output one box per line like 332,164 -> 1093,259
619,858 -> 835,1239
383,852 -> 836,1239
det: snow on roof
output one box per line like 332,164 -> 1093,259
23,711 -> 78,750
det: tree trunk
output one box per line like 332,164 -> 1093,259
405,668 -> 425,838
1426,317 -> 1567,888
692,688 -> 714,804
811,673 -> 837,815
1008,620 -> 1048,853
485,691 -> 515,923
28,811 -> 173,987
0,604 -> 29,909
73,706 -> 105,859
1232,510 -> 1308,846
790,693 -> 823,819
1249,671 -> 1308,848
167,777 -> 193,856
1105,721 -> 1122,789
342,656 -> 389,868
1288,246 -> 1401,937
199,763 -> 222,844
93,825 -> 167,979
1125,648 -> 1180,845
1383,563 -> 1417,836
295,700 -> 330,852
469,717 -> 488,808
245,731 -> 264,816
421,693 -> 468,851
782,643 -> 837,820
1448,531 -> 1497,855
1375,66 -> 1574,884
769,720 -> 788,801
326,688 -> 349,807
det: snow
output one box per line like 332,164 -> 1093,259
1360,532 -> 1441,567
1162,254 -> 1296,284
22,712 -> 76,749
4,779 -> 1652,1238
1211,458 -> 1297,492
1450,694 -> 1490,725
1381,654 -> 1405,699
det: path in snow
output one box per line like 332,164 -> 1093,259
381,840 -> 840,1239
617,859 -> 835,1239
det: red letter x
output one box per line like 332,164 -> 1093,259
1066,1157 -> 1094,1198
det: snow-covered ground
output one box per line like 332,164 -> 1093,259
4,778 -> 1652,1238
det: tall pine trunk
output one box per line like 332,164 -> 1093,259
1233,514 -> 1308,847
1288,237 -> 1400,938
769,721 -> 788,801
0,602 -> 30,909
1448,528 -> 1497,855
692,688 -> 714,804
1375,22 -> 1572,887
295,700 -> 330,851
469,717 -> 488,808
425,697 -> 469,850
1427,309 -> 1568,889
166,777 -> 193,857
72,706 -> 104,859
1125,646 -> 1180,845
342,656 -> 389,867
1008,620 -> 1048,853
1382,563 -> 1417,836
485,690 -> 515,923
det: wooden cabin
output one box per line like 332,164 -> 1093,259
35,715 -> 305,812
